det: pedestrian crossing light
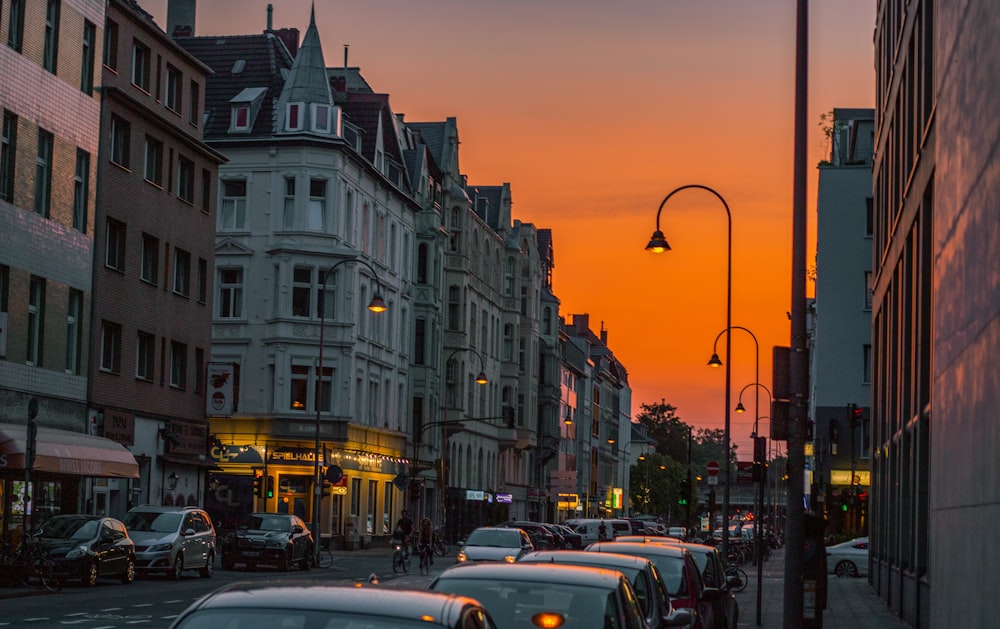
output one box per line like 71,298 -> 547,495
252,468 -> 264,497
266,476 -> 275,499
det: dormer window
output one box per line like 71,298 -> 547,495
228,87 -> 266,134
311,103 -> 331,133
286,103 -> 303,131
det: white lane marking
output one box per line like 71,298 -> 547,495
65,613 -> 89,617
99,608 -> 123,611
131,604 -> 154,608
125,621 -> 151,625
161,600 -> 184,604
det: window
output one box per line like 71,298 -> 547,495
864,271 -> 873,311
282,176 -> 295,229
291,266 -> 312,317
105,218 -> 126,271
131,40 -> 150,91
34,130 -> 53,217
197,258 -> 207,303
201,168 -> 211,214
144,136 -> 162,185
110,115 -> 130,168
103,19 -> 118,70
417,243 -> 428,284
170,341 -> 187,388
100,320 -> 121,373
865,197 -> 874,237
65,289 -> 82,374
414,318 -> 425,365
290,365 -> 308,410
7,0 -> 25,52
307,178 -> 325,230
447,285 -> 461,331
173,248 -> 191,296
218,268 -> 243,318
862,344 -> 872,384
231,104 -> 250,131
140,233 -> 158,284
189,80 -> 200,126
286,103 -> 303,131
220,179 -> 247,230
503,324 -> 513,361
43,1 -> 60,73
81,20 -> 96,93
27,277 -> 45,366
195,348 -> 204,394
177,155 -> 194,203
136,331 -> 154,381
72,149 -> 89,232
165,64 -> 182,113
311,103 -> 331,133
1,110 -> 15,203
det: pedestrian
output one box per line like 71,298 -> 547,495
598,519 -> 608,542
417,516 -> 434,565
394,509 -> 413,556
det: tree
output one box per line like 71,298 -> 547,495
629,452 -> 684,519
635,400 -> 690,463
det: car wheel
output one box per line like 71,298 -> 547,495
835,560 -> 858,578
82,561 -> 98,587
199,553 -> 214,578
170,554 -> 183,581
121,558 -> 135,584
277,550 -> 290,572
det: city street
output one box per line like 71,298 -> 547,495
0,548 -> 438,628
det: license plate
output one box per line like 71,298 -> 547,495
243,551 -> 260,557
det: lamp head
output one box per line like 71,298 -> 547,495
735,401 -> 746,414
367,293 -> 388,313
475,372 -> 488,385
707,353 -> 723,368
167,472 -> 179,491
645,229 -> 671,254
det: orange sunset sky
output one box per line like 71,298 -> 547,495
147,0 -> 876,458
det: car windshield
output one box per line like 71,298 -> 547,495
244,516 -> 289,533
615,552 -> 686,597
123,511 -> 181,533
37,517 -> 99,541
173,609 -> 445,629
433,577 -> 618,628
466,529 -> 520,547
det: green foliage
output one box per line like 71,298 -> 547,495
629,453 -> 684,518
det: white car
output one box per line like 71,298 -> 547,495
455,527 -> 534,563
826,537 -> 869,577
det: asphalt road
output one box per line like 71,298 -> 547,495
0,550 -> 439,628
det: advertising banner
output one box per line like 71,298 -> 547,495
206,363 -> 234,416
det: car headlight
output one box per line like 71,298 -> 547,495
266,539 -> 288,549
504,555 -> 517,563
148,543 -> 173,552
456,551 -> 468,563
66,545 -> 91,559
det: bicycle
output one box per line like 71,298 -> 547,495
391,538 -> 410,574
432,530 -> 450,557
725,565 -> 748,592
417,542 -> 433,575
3,539 -> 62,592
313,544 -> 334,568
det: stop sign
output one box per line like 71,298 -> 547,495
706,461 -> 720,476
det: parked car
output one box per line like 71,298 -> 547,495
431,561 -> 649,628
456,526 -> 534,564
668,527 -> 687,539
498,521 -> 555,549
826,537 -> 869,577
519,550 -> 693,628
552,523 -> 584,549
671,542 -> 740,629
539,523 -> 566,549
34,514 -> 135,586
616,535 -> 684,544
123,505 -> 216,580
589,541 -> 723,629
168,583 -> 497,629
220,513 -> 313,571
566,518 -> 632,544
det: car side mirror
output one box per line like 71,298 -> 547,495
183,528 -> 196,536
292,525 -> 304,534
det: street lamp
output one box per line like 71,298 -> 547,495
313,257 -> 387,563
736,381 -> 773,626
647,184 -> 733,561
437,347 -> 489,527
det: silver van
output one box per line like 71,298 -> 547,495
123,505 -> 216,580
566,518 -> 632,545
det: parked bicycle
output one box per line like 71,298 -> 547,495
1,538 -> 62,592
725,565 -> 748,592
312,543 -> 334,568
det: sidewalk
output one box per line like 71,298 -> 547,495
735,547 -> 909,628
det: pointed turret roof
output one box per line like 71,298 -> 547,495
275,4 -> 332,130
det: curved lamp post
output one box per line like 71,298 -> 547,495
438,347 -> 488,525
313,257 -> 387,563
647,184 -> 733,561
736,381 -> 773,625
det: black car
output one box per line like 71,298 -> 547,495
35,515 -> 136,586
220,513 -> 313,571
498,521 -> 555,549
672,542 -> 740,629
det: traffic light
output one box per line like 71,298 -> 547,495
252,468 -> 263,497
848,403 -> 864,428
678,479 -> 690,506
266,476 -> 275,499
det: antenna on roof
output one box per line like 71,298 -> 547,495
344,44 -> 349,69
266,3 -> 272,30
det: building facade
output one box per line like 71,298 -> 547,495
809,108 -> 875,537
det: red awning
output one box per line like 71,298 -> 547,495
0,423 -> 139,479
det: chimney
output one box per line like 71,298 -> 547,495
267,4 -> 273,31
272,27 -> 300,58
344,44 -> 349,69
600,323 -> 608,345
167,0 -> 196,38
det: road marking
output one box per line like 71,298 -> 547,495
162,615 -> 180,619
99,608 -> 123,611
132,604 -> 154,607
64,613 -> 88,617
161,600 -> 184,604
22,620 -> 51,622
59,621 -> 89,625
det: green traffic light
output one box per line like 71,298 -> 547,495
841,503 -> 848,512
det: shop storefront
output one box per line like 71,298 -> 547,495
0,422 -> 139,544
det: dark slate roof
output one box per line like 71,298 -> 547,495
276,8 -> 332,116
407,122 -> 446,167
327,67 -> 375,101
340,92 -> 404,165
536,229 -> 553,267
176,33 -> 295,139
468,185 -> 510,231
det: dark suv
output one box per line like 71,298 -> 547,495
498,521 -> 555,549
124,505 -> 216,580
220,513 -> 314,571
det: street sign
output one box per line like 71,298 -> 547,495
706,460 -> 720,476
